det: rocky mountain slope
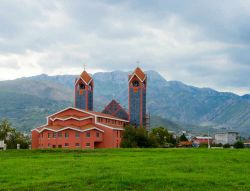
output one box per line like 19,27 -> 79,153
0,71 -> 249,134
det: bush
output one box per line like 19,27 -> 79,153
121,125 -> 155,148
223,144 -> 231,148
234,141 -> 244,149
150,127 -> 176,147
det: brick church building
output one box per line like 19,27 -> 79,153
31,67 -> 147,149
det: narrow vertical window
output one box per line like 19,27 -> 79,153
53,132 -> 56,138
65,132 -> 69,138
75,132 -> 79,138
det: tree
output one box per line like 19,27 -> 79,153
179,133 -> 188,142
150,127 -> 175,147
121,125 -> 155,148
0,119 -> 30,149
0,119 -> 12,140
234,141 -> 244,149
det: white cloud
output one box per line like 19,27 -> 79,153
0,0 -> 249,95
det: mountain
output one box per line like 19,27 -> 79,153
0,71 -> 249,134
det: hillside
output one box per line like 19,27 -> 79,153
0,71 -> 249,134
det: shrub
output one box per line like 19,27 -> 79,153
121,125 -> 155,148
234,141 -> 244,149
150,127 -> 175,147
223,144 -> 230,148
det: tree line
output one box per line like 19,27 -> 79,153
0,119 -> 30,149
121,125 -> 178,148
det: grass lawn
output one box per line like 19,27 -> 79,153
0,148 -> 250,191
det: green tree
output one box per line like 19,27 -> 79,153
179,133 -> 188,142
121,125 -> 155,148
0,119 -> 30,149
234,141 -> 244,149
150,127 -> 175,147
0,119 -> 12,140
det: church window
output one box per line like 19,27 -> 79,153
75,132 -> 79,138
96,132 -> 100,138
65,143 -> 69,147
48,133 -> 50,138
58,132 -> 62,138
65,132 -> 69,138
53,132 -> 56,138
86,143 -> 90,147
75,143 -> 80,147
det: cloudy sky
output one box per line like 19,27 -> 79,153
0,0 -> 250,95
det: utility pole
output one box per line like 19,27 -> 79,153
208,131 -> 211,149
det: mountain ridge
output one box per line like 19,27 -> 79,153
0,70 -> 249,134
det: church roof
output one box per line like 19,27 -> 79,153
79,70 -> 92,84
102,100 -> 129,120
33,124 -> 104,133
129,67 -> 146,82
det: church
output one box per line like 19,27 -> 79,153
31,67 -> 147,149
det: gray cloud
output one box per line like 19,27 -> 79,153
0,0 -> 249,94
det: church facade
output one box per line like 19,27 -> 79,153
31,67 -> 147,149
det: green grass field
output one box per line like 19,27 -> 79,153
0,149 -> 250,191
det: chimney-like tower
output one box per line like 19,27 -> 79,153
75,70 -> 93,111
128,67 -> 147,127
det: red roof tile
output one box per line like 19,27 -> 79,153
129,67 -> 146,82
80,70 -> 92,84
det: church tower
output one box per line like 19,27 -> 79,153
75,69 -> 93,111
128,67 -> 147,127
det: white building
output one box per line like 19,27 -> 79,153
0,140 -> 4,150
214,132 -> 238,145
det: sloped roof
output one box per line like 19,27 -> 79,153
33,124 -> 104,133
47,107 -> 129,122
89,110 -> 128,121
129,67 -> 146,82
102,99 -> 128,120
79,70 -> 92,84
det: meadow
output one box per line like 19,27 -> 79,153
0,149 -> 249,191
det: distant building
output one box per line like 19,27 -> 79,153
0,140 -> 4,150
214,132 -> 238,145
178,141 -> 193,147
193,136 -> 213,145
244,141 -> 250,148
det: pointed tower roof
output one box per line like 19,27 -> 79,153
79,70 -> 92,84
129,67 -> 146,82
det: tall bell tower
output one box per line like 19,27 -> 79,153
75,69 -> 93,111
128,67 -> 147,127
